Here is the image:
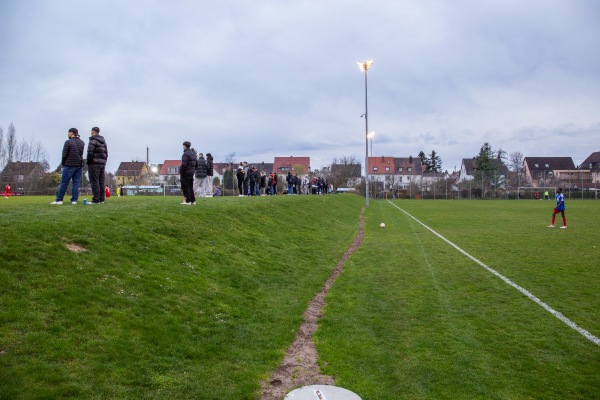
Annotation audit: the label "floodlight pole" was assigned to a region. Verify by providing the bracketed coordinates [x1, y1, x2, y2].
[358, 60, 373, 206]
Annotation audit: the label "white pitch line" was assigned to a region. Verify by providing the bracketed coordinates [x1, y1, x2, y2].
[387, 200, 600, 347]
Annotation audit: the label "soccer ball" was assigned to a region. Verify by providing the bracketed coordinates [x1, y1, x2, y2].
[379, 223, 385, 228]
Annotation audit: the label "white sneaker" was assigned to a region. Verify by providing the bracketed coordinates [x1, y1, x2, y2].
[50, 201, 63, 205]
[191, 202, 196, 205]
[71, 201, 77, 205]
[547, 225, 554, 228]
[560, 226, 567, 229]
[181, 202, 191, 205]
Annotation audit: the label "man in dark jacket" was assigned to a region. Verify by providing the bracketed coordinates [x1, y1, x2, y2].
[194, 152, 208, 197]
[87, 127, 108, 204]
[51, 128, 85, 205]
[206, 153, 214, 197]
[180, 141, 197, 205]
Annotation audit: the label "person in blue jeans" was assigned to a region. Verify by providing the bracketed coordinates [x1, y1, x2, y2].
[51, 128, 85, 205]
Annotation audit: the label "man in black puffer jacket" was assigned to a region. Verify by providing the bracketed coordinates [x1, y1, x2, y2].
[180, 141, 197, 205]
[87, 127, 108, 204]
[51, 128, 85, 205]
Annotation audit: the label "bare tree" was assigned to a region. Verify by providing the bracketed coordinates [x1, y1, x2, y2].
[0, 124, 49, 171]
[7, 123, 16, 163]
[329, 155, 360, 189]
[508, 151, 524, 187]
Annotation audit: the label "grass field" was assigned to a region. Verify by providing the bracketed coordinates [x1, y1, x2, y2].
[1, 195, 599, 399]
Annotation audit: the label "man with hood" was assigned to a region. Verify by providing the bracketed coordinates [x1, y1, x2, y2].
[180, 141, 197, 205]
[206, 153, 214, 197]
[194, 152, 208, 197]
[87, 126, 108, 204]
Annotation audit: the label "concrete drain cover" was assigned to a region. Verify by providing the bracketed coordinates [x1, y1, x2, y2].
[284, 385, 362, 400]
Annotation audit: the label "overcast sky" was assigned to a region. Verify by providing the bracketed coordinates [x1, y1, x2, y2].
[1, 0, 599, 174]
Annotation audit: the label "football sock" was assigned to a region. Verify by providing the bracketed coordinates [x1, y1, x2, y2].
[563, 217, 566, 226]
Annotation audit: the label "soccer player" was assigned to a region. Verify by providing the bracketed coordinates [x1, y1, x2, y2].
[547, 187, 567, 229]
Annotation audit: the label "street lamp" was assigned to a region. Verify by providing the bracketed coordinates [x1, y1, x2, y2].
[358, 60, 373, 205]
[367, 131, 375, 157]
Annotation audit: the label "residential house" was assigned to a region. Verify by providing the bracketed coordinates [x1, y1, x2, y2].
[393, 157, 424, 189]
[581, 151, 600, 184]
[158, 160, 181, 186]
[523, 157, 575, 188]
[273, 156, 310, 178]
[459, 158, 508, 182]
[115, 162, 150, 186]
[0, 161, 48, 194]
[330, 163, 361, 188]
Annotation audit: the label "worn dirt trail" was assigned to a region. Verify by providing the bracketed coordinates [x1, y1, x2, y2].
[261, 209, 365, 400]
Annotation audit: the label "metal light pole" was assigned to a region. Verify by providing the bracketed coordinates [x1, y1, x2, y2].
[358, 60, 373, 206]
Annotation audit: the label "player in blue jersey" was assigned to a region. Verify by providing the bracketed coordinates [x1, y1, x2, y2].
[547, 187, 567, 229]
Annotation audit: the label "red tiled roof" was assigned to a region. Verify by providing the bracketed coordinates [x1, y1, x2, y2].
[159, 160, 180, 175]
[368, 156, 395, 174]
[273, 156, 310, 174]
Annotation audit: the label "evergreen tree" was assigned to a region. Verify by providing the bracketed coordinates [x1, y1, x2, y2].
[429, 150, 442, 172]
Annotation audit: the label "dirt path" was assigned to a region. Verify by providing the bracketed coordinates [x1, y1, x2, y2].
[261, 209, 365, 400]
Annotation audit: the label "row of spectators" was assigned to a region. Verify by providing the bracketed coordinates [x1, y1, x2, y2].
[235, 162, 330, 196]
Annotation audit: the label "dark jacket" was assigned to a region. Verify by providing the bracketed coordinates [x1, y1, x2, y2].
[61, 136, 85, 167]
[236, 167, 245, 182]
[180, 148, 197, 175]
[195, 156, 208, 178]
[249, 169, 260, 183]
[87, 135, 108, 165]
[206, 153, 214, 176]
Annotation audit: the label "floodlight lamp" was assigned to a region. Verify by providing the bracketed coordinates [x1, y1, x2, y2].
[357, 60, 374, 71]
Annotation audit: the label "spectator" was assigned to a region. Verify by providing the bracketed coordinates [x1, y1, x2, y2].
[86, 126, 108, 204]
[206, 153, 214, 197]
[269, 172, 277, 195]
[286, 172, 293, 194]
[236, 163, 245, 196]
[249, 166, 260, 196]
[180, 141, 197, 205]
[51, 128, 85, 205]
[194, 152, 208, 197]
[243, 161, 250, 196]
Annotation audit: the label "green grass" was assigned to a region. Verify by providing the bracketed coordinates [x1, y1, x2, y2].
[1, 196, 599, 399]
[0, 194, 363, 399]
[318, 199, 600, 399]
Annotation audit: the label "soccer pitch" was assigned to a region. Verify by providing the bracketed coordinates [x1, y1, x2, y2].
[317, 199, 600, 399]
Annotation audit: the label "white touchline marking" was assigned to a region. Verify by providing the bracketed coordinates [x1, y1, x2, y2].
[388, 200, 600, 347]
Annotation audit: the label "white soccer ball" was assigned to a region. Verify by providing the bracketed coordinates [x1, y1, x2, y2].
[380, 223, 385, 228]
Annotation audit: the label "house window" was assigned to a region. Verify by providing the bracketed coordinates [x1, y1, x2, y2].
[399, 176, 403, 182]
[408, 167, 412, 172]
[168, 167, 178, 174]
[398, 167, 403, 172]
[281, 167, 290, 172]
[385, 166, 390, 171]
[407, 176, 411, 181]
[534, 163, 539, 168]
[373, 167, 378, 171]
[545, 164, 549, 168]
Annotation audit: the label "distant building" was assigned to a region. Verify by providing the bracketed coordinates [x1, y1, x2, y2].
[581, 151, 600, 184]
[523, 157, 575, 187]
[115, 162, 150, 186]
[273, 156, 310, 177]
[0, 161, 47, 194]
